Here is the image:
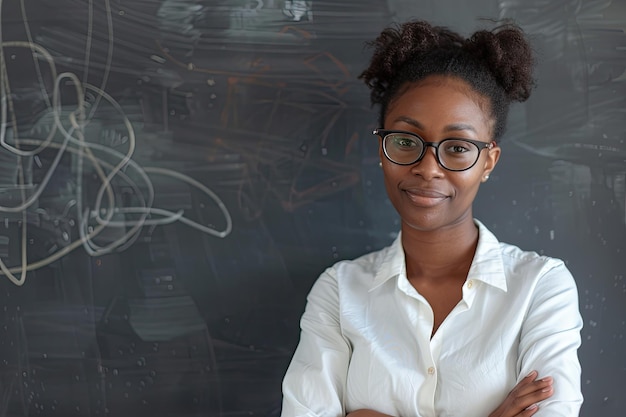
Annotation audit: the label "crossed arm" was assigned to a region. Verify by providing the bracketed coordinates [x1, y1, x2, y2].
[348, 370, 554, 417]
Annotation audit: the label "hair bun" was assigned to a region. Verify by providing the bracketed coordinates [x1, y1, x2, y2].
[360, 21, 464, 105]
[464, 25, 535, 102]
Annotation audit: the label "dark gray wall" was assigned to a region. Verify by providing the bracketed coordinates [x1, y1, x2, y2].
[0, 1, 624, 416]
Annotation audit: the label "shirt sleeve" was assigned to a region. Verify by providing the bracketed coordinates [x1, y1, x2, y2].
[517, 260, 584, 416]
[281, 268, 352, 417]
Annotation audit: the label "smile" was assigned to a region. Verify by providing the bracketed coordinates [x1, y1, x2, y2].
[404, 188, 449, 207]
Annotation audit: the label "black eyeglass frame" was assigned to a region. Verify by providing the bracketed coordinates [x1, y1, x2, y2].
[373, 128, 495, 172]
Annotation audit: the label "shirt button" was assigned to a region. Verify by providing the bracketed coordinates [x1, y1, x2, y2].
[467, 280, 474, 289]
[427, 366, 435, 375]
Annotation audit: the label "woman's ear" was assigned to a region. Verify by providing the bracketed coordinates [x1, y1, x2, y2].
[378, 135, 385, 165]
[482, 143, 501, 182]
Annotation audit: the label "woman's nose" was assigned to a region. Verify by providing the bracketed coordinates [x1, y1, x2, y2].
[410, 147, 444, 179]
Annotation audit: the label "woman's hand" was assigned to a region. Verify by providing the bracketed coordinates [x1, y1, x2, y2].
[488, 371, 554, 417]
[347, 410, 393, 417]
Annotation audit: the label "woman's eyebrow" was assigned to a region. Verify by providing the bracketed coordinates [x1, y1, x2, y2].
[444, 123, 477, 134]
[393, 117, 478, 135]
[392, 116, 424, 129]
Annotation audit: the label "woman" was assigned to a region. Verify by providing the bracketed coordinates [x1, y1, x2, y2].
[281, 20, 583, 417]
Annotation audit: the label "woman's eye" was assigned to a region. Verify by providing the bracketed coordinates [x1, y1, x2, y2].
[392, 136, 417, 148]
[444, 140, 472, 153]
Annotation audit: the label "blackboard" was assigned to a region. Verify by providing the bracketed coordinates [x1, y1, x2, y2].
[0, 1, 624, 416]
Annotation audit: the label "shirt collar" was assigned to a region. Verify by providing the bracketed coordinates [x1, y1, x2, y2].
[369, 232, 405, 292]
[368, 219, 508, 293]
[469, 220, 507, 292]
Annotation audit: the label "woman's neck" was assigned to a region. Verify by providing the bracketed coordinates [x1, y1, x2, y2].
[401, 219, 479, 282]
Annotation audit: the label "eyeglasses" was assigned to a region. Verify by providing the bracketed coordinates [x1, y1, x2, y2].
[373, 129, 495, 172]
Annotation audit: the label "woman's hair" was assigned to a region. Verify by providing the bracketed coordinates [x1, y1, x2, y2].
[359, 20, 535, 140]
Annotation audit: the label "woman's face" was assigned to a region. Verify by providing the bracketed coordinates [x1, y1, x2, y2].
[380, 75, 501, 233]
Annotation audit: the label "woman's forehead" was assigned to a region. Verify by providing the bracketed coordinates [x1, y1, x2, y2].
[385, 76, 495, 133]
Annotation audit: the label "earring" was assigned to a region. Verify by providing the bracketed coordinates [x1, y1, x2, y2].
[483, 174, 490, 181]
[379, 162, 382, 168]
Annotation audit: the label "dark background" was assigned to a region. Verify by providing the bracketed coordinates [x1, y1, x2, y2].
[0, 0, 624, 416]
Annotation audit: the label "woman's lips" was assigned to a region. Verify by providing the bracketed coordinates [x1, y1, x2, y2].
[404, 188, 449, 207]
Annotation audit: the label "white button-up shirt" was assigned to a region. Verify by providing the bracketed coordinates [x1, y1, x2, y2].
[282, 220, 583, 417]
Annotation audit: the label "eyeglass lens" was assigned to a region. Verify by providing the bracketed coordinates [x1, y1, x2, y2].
[383, 133, 480, 171]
